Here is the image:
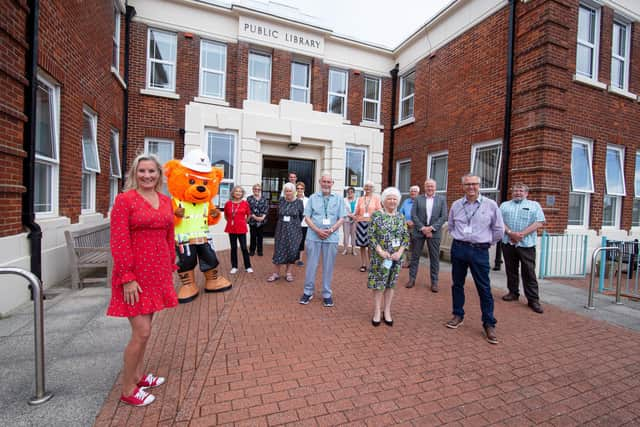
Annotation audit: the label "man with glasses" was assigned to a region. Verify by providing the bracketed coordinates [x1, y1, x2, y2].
[446, 174, 504, 344]
[500, 183, 545, 313]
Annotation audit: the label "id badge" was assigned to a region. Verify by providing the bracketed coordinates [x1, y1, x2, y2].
[463, 225, 472, 234]
[322, 218, 330, 225]
[382, 259, 393, 269]
[392, 239, 400, 248]
[283, 216, 291, 222]
[363, 212, 370, 218]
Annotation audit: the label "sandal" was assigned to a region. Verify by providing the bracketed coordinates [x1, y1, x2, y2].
[266, 273, 280, 282]
[359, 266, 367, 272]
[285, 273, 294, 282]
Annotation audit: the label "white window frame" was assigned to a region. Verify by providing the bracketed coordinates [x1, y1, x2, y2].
[112, 5, 120, 71]
[290, 60, 310, 103]
[328, 68, 348, 119]
[81, 108, 99, 214]
[144, 138, 174, 195]
[109, 129, 121, 208]
[399, 70, 415, 122]
[470, 140, 502, 200]
[427, 151, 449, 195]
[146, 28, 177, 91]
[568, 192, 591, 228]
[569, 136, 595, 228]
[395, 159, 411, 198]
[345, 145, 367, 192]
[206, 130, 237, 207]
[576, 2, 601, 81]
[362, 76, 381, 124]
[199, 39, 227, 100]
[634, 151, 640, 227]
[611, 18, 631, 91]
[603, 145, 626, 229]
[248, 51, 272, 103]
[34, 74, 60, 217]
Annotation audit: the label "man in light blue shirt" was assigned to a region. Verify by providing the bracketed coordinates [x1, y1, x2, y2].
[399, 185, 419, 268]
[500, 183, 545, 314]
[299, 174, 346, 307]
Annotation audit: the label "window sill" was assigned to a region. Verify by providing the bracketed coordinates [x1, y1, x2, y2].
[393, 117, 415, 129]
[194, 96, 230, 106]
[342, 119, 351, 125]
[111, 67, 126, 90]
[572, 74, 607, 90]
[140, 88, 180, 100]
[359, 121, 384, 130]
[607, 85, 637, 101]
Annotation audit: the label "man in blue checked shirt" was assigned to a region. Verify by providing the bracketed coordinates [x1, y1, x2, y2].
[499, 183, 546, 314]
[399, 185, 419, 268]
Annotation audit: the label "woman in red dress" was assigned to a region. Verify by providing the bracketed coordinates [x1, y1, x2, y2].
[108, 154, 178, 407]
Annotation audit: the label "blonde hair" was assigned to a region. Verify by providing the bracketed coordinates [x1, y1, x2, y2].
[231, 185, 245, 199]
[252, 183, 262, 190]
[124, 153, 163, 192]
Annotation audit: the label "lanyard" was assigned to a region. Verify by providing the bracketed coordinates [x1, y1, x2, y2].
[231, 201, 240, 226]
[462, 198, 482, 223]
[323, 196, 330, 218]
[364, 196, 372, 213]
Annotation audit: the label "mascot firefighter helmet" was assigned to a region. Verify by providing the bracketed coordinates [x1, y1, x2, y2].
[180, 149, 212, 173]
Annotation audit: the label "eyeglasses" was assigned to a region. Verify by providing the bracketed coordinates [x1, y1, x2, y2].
[463, 183, 480, 186]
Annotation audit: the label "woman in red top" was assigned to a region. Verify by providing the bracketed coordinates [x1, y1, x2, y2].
[108, 154, 178, 407]
[224, 185, 253, 274]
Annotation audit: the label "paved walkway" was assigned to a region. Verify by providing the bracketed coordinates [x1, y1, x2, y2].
[3, 246, 640, 426]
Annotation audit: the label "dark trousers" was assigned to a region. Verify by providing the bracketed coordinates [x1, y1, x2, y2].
[249, 225, 264, 255]
[450, 240, 496, 327]
[502, 244, 540, 302]
[176, 243, 219, 273]
[408, 234, 440, 285]
[229, 233, 251, 269]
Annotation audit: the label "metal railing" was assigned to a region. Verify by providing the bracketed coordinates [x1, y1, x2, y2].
[538, 232, 589, 279]
[586, 247, 623, 310]
[0, 267, 53, 405]
[600, 238, 640, 298]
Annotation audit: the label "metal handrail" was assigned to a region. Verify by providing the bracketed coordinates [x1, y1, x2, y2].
[586, 247, 623, 310]
[0, 267, 53, 405]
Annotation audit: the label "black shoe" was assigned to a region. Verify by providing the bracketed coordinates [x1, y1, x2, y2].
[383, 314, 393, 326]
[528, 301, 544, 314]
[249, 251, 255, 256]
[371, 318, 381, 327]
[502, 293, 519, 302]
[257, 252, 263, 256]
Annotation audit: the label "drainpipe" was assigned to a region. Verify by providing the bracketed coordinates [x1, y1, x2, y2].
[494, 0, 518, 270]
[387, 64, 399, 187]
[121, 5, 136, 179]
[22, 0, 42, 288]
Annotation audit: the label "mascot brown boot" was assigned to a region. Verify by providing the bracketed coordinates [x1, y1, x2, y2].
[178, 270, 199, 303]
[204, 269, 232, 293]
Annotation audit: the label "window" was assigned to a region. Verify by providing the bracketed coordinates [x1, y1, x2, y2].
[471, 142, 502, 201]
[428, 151, 448, 194]
[576, 3, 600, 80]
[248, 52, 271, 102]
[109, 130, 121, 207]
[611, 19, 631, 91]
[81, 109, 100, 213]
[112, 5, 120, 70]
[34, 76, 60, 215]
[345, 146, 366, 190]
[328, 69, 348, 118]
[362, 76, 381, 124]
[569, 137, 594, 227]
[634, 152, 640, 226]
[147, 28, 177, 91]
[603, 145, 626, 227]
[396, 159, 411, 200]
[145, 138, 174, 195]
[200, 40, 226, 99]
[399, 70, 415, 122]
[290, 61, 310, 103]
[207, 130, 235, 181]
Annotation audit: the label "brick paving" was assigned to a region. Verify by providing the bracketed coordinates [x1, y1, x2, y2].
[95, 246, 640, 426]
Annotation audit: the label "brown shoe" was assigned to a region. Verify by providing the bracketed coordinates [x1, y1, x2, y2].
[528, 301, 544, 314]
[502, 293, 519, 301]
[430, 283, 439, 293]
[405, 279, 415, 288]
[177, 270, 199, 303]
[484, 325, 498, 344]
[445, 316, 464, 329]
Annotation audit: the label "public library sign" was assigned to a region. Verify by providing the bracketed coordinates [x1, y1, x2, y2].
[238, 16, 324, 56]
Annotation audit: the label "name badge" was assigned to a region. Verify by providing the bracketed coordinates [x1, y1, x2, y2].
[382, 259, 393, 269]
[363, 212, 370, 218]
[283, 216, 290, 222]
[392, 239, 400, 248]
[322, 218, 330, 225]
[463, 225, 472, 235]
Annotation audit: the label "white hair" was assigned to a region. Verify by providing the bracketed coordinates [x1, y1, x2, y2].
[409, 185, 420, 192]
[283, 182, 296, 193]
[381, 186, 401, 206]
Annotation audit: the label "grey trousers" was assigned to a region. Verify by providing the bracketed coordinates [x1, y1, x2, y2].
[408, 234, 441, 285]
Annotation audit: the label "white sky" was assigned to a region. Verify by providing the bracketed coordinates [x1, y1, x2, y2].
[229, 0, 454, 49]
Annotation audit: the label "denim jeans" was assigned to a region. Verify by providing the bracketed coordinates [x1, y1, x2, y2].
[450, 240, 496, 327]
[303, 240, 338, 298]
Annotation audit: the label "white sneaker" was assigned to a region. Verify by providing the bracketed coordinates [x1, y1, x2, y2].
[229, 268, 238, 274]
[342, 250, 348, 255]
[246, 268, 254, 273]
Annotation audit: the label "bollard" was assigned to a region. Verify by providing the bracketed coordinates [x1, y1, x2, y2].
[586, 247, 620, 310]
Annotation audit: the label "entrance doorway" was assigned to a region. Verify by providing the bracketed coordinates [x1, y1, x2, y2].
[261, 157, 315, 237]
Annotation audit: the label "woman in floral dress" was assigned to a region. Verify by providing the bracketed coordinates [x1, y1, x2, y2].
[267, 183, 304, 282]
[368, 187, 409, 327]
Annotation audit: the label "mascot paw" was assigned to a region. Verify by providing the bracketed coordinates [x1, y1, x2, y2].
[175, 207, 185, 218]
[210, 208, 220, 218]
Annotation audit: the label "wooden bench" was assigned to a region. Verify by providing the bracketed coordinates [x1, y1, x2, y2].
[64, 222, 112, 289]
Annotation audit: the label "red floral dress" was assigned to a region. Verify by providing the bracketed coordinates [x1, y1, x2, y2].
[107, 190, 178, 317]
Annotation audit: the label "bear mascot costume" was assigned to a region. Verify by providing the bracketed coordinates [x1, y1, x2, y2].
[164, 149, 232, 303]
